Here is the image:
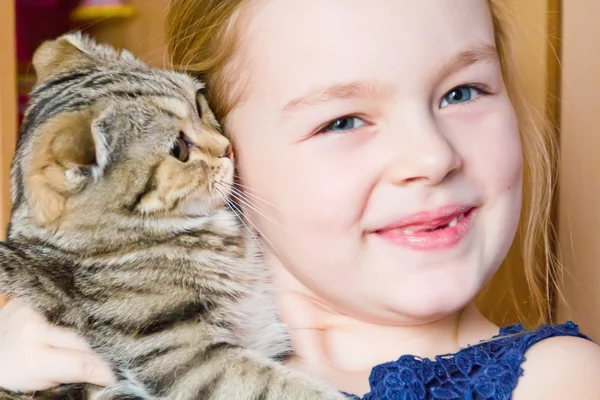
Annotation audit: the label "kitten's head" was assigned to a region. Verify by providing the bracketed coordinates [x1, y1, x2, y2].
[13, 32, 233, 229]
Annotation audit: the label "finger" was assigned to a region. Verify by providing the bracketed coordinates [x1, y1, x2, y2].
[42, 324, 93, 352]
[0, 297, 30, 317]
[39, 348, 115, 387]
[2, 300, 92, 351]
[1, 298, 46, 323]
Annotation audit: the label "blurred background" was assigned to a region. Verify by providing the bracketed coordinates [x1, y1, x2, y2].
[0, 0, 598, 341]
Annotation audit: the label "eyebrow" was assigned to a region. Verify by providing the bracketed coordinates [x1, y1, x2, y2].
[281, 81, 393, 116]
[280, 44, 499, 116]
[434, 44, 499, 85]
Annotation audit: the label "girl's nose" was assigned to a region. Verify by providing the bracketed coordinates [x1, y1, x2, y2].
[382, 120, 461, 187]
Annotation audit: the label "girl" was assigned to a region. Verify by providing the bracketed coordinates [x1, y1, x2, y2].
[1, 0, 599, 398]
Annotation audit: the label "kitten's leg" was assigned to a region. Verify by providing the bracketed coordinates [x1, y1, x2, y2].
[121, 342, 348, 400]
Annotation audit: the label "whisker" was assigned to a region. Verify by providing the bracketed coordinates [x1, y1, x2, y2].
[229, 185, 280, 211]
[216, 188, 265, 254]
[227, 190, 286, 232]
[215, 181, 281, 217]
[236, 210, 278, 254]
[219, 190, 279, 255]
[231, 177, 269, 196]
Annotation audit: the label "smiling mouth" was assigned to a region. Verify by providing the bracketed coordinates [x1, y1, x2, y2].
[375, 207, 477, 251]
[410, 208, 473, 234]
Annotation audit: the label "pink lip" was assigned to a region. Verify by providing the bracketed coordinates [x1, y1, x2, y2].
[374, 205, 477, 251]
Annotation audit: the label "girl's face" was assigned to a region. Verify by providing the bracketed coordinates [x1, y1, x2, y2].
[228, 0, 522, 324]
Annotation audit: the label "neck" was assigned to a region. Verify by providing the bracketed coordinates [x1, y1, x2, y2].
[272, 263, 499, 395]
[320, 306, 471, 370]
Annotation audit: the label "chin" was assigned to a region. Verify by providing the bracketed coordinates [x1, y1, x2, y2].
[380, 300, 467, 325]
[363, 249, 493, 320]
[372, 277, 481, 324]
[402, 298, 468, 322]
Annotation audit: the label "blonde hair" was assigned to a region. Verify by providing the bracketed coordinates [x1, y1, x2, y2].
[166, 0, 560, 328]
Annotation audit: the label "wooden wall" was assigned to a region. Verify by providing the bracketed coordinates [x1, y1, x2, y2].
[557, 0, 600, 341]
[88, 0, 169, 66]
[0, 0, 17, 240]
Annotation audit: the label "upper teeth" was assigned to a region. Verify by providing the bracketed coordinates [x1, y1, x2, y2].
[399, 212, 465, 234]
[449, 212, 467, 227]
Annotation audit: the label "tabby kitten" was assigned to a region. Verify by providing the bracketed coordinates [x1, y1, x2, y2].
[0, 33, 346, 400]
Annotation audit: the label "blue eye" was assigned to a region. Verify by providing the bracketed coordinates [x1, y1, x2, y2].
[440, 86, 481, 108]
[322, 116, 365, 133]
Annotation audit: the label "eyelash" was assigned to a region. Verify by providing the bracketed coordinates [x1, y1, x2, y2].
[317, 115, 366, 135]
[440, 83, 492, 108]
[314, 83, 492, 136]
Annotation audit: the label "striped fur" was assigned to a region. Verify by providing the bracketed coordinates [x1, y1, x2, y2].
[0, 33, 345, 400]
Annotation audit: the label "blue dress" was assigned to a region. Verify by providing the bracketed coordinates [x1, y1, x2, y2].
[344, 321, 591, 400]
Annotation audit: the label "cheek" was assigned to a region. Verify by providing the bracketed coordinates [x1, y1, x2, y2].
[454, 102, 523, 262]
[235, 141, 373, 269]
[293, 166, 364, 226]
[453, 103, 523, 193]
[238, 134, 355, 219]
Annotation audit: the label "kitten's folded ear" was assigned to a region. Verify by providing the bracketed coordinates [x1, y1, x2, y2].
[56, 105, 116, 181]
[33, 32, 135, 83]
[32, 34, 95, 82]
[24, 106, 116, 226]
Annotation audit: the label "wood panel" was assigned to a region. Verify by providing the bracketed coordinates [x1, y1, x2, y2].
[87, 0, 169, 66]
[509, 0, 557, 113]
[557, 0, 600, 342]
[0, 0, 17, 239]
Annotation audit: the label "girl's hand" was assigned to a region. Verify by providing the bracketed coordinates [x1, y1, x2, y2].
[0, 297, 115, 393]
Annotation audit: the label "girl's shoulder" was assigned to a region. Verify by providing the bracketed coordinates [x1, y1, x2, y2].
[349, 322, 600, 400]
[511, 322, 600, 400]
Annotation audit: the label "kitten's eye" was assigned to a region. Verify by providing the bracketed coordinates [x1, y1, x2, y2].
[440, 86, 481, 108]
[170, 135, 190, 162]
[319, 116, 365, 134]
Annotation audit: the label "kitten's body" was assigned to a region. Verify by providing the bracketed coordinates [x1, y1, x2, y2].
[0, 33, 345, 400]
